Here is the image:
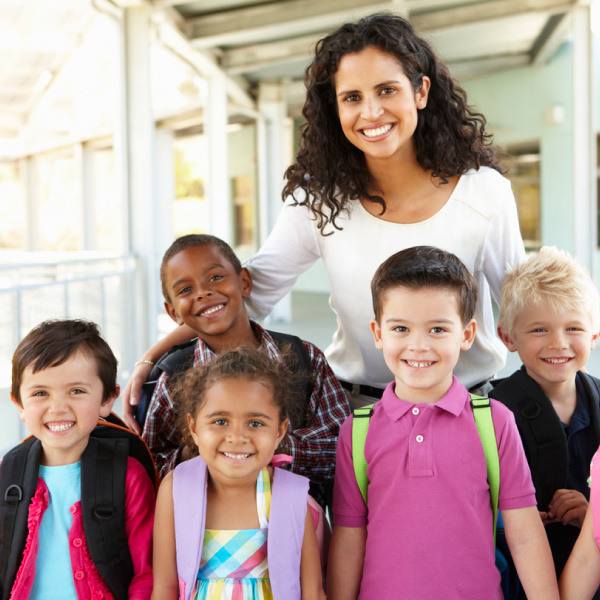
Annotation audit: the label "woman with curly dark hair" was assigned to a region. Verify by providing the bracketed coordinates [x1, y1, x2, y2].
[123, 13, 525, 422]
[244, 13, 525, 408]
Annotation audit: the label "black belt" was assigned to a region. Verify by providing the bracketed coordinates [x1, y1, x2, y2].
[339, 380, 385, 399]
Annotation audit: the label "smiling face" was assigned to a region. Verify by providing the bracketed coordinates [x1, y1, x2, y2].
[164, 244, 253, 350]
[334, 46, 429, 167]
[370, 286, 476, 403]
[13, 350, 117, 466]
[187, 377, 288, 486]
[499, 299, 599, 397]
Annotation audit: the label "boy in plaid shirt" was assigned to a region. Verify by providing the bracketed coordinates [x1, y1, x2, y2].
[141, 234, 349, 497]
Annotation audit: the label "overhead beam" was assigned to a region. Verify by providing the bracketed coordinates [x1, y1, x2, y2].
[531, 12, 570, 64]
[151, 7, 255, 109]
[188, 0, 404, 48]
[410, 0, 574, 31]
[222, 33, 322, 74]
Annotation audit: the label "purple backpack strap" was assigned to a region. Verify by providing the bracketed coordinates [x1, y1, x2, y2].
[268, 467, 309, 600]
[173, 456, 208, 600]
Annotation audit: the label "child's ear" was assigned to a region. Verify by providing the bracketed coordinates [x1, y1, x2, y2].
[497, 326, 517, 352]
[275, 418, 289, 449]
[461, 319, 477, 351]
[187, 413, 200, 447]
[370, 319, 383, 350]
[165, 301, 184, 326]
[10, 393, 25, 421]
[591, 331, 600, 349]
[239, 268, 253, 298]
[99, 385, 120, 418]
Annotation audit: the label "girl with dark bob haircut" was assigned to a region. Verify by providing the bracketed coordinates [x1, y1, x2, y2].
[123, 13, 525, 421]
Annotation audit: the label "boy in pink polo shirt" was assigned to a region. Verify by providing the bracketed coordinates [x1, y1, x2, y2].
[327, 246, 558, 600]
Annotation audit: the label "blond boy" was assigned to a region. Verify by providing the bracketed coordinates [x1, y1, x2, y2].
[490, 246, 600, 590]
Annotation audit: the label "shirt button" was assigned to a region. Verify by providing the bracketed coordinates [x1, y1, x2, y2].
[416, 435, 424, 443]
[412, 407, 419, 415]
[73, 538, 83, 547]
[69, 506, 76, 515]
[74, 571, 84, 580]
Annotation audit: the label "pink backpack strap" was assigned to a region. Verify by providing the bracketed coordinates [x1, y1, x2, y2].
[592, 450, 600, 548]
[308, 495, 330, 575]
[268, 467, 309, 600]
[173, 456, 208, 600]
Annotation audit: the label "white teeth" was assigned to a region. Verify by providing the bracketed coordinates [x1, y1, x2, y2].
[406, 361, 434, 368]
[201, 304, 224, 316]
[363, 124, 392, 138]
[46, 422, 74, 432]
[543, 358, 571, 364]
[223, 452, 250, 459]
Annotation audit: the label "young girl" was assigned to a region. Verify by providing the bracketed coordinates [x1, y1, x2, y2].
[151, 346, 325, 600]
[560, 449, 600, 599]
[1, 320, 155, 600]
[123, 13, 524, 426]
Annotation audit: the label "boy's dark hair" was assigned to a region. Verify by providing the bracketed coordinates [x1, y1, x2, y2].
[160, 234, 242, 302]
[371, 246, 478, 324]
[284, 13, 501, 233]
[11, 319, 118, 405]
[174, 346, 303, 457]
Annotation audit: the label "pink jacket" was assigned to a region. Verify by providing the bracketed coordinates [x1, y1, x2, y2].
[8, 457, 155, 600]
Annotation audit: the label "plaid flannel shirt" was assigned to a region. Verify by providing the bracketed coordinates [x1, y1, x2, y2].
[142, 321, 350, 480]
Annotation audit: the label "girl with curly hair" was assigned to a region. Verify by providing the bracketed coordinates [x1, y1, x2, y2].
[123, 13, 524, 422]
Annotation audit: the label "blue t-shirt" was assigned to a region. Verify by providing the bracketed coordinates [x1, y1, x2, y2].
[30, 462, 81, 600]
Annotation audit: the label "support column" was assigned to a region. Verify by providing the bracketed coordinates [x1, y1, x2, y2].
[572, 5, 596, 271]
[115, 6, 159, 356]
[205, 71, 232, 243]
[20, 157, 40, 251]
[155, 127, 175, 258]
[74, 143, 95, 251]
[257, 81, 293, 321]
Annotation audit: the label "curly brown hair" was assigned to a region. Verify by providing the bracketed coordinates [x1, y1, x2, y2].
[283, 13, 502, 232]
[173, 346, 304, 458]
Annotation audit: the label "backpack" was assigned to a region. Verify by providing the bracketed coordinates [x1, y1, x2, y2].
[352, 395, 519, 600]
[134, 331, 313, 429]
[0, 413, 158, 600]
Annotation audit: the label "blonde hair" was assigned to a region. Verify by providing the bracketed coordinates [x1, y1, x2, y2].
[498, 246, 600, 335]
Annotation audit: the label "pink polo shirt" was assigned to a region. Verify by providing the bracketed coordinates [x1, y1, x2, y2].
[333, 376, 536, 600]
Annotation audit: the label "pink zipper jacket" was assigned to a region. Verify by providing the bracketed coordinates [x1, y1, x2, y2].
[7, 457, 154, 600]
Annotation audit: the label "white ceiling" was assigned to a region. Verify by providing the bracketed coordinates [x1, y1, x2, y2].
[0, 0, 583, 156]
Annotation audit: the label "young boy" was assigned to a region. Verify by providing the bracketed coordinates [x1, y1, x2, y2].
[3, 320, 155, 599]
[141, 234, 349, 490]
[490, 246, 600, 593]
[327, 246, 558, 600]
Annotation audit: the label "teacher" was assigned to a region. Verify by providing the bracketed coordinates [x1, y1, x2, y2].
[123, 13, 524, 423]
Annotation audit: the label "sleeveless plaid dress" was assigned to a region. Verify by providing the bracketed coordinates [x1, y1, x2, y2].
[192, 468, 273, 600]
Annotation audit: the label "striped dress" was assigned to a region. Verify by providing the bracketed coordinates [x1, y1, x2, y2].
[192, 468, 273, 600]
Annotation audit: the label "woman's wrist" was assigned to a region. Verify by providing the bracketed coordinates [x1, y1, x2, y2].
[134, 359, 155, 369]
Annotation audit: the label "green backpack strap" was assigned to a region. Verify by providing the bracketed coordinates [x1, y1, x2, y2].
[351, 395, 500, 536]
[470, 394, 500, 542]
[352, 404, 375, 505]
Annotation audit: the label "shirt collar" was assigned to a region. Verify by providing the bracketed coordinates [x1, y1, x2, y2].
[193, 320, 278, 365]
[380, 376, 470, 421]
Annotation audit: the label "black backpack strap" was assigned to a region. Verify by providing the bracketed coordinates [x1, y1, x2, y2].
[490, 369, 567, 510]
[134, 338, 198, 427]
[267, 330, 313, 428]
[0, 438, 42, 600]
[578, 372, 600, 441]
[80, 436, 132, 600]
